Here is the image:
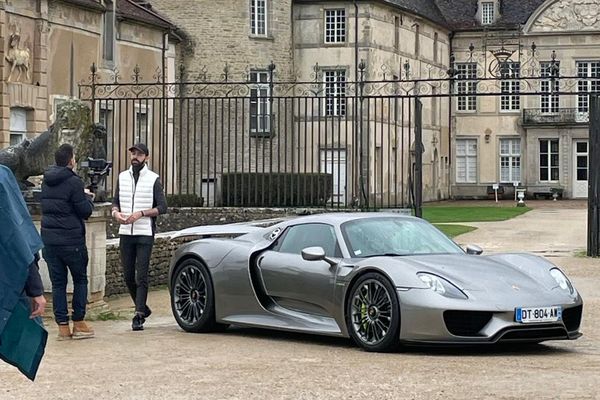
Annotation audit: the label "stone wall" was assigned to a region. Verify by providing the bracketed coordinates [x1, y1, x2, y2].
[105, 207, 340, 296]
[105, 235, 191, 297]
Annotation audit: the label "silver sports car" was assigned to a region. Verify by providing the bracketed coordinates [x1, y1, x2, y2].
[168, 213, 583, 352]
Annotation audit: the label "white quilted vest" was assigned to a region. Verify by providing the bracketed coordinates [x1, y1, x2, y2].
[118, 165, 158, 236]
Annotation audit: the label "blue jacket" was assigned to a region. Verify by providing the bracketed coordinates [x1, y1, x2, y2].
[0, 165, 43, 336]
[40, 166, 93, 246]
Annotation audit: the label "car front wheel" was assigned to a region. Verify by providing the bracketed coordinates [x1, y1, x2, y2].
[346, 272, 401, 352]
[171, 259, 223, 332]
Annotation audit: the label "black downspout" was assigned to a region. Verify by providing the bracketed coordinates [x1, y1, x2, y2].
[447, 32, 454, 200]
[448, 32, 454, 168]
[354, 1, 358, 83]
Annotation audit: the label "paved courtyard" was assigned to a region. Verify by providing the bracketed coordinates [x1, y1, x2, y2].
[2, 202, 599, 400]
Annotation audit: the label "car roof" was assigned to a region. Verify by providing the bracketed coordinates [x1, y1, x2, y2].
[284, 212, 420, 226]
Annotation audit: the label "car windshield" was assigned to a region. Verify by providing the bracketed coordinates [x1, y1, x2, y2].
[341, 217, 463, 257]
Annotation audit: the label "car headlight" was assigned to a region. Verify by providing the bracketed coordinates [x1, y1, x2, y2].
[417, 273, 468, 299]
[550, 268, 574, 294]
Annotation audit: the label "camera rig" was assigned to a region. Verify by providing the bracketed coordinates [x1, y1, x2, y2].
[80, 157, 112, 198]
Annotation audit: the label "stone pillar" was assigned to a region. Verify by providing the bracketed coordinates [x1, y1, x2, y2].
[29, 202, 112, 316]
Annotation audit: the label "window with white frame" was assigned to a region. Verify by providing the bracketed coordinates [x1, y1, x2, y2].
[249, 71, 271, 135]
[499, 138, 521, 183]
[103, 0, 115, 62]
[325, 9, 346, 44]
[9, 108, 27, 146]
[481, 2, 495, 25]
[540, 61, 559, 113]
[456, 63, 477, 111]
[250, 0, 267, 36]
[539, 139, 559, 181]
[134, 104, 151, 144]
[456, 139, 477, 183]
[324, 70, 347, 116]
[577, 61, 600, 115]
[500, 62, 520, 111]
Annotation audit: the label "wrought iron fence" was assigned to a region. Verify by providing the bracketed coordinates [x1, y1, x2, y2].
[78, 64, 425, 210]
[78, 56, 599, 211]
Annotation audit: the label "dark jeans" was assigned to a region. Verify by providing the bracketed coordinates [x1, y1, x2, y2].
[42, 244, 89, 324]
[119, 235, 154, 314]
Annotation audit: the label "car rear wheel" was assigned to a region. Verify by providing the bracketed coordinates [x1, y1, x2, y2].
[346, 272, 401, 352]
[171, 259, 225, 332]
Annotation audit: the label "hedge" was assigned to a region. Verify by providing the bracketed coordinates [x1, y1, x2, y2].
[221, 172, 333, 207]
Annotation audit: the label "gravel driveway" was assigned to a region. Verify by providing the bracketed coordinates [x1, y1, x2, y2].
[2, 206, 599, 400]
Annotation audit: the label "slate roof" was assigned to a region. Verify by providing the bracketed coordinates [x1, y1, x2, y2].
[57, 0, 175, 30]
[436, 0, 547, 31]
[296, 0, 548, 31]
[117, 0, 175, 30]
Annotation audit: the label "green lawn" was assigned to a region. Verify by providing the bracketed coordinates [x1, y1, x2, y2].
[434, 224, 477, 238]
[423, 206, 531, 223]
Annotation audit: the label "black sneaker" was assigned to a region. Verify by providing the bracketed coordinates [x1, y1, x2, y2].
[132, 314, 144, 331]
[143, 306, 152, 319]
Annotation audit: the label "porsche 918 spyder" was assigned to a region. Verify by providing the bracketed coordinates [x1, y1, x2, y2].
[168, 213, 583, 352]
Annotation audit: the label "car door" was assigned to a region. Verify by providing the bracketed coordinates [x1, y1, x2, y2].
[257, 223, 340, 317]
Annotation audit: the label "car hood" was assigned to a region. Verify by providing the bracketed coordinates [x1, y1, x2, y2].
[364, 253, 562, 295]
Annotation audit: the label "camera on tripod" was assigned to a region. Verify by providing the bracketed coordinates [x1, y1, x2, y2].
[80, 157, 112, 199]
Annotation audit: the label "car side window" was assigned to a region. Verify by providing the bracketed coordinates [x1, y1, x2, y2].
[276, 223, 339, 257]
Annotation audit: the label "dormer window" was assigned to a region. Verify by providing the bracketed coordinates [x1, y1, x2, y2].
[481, 2, 495, 25]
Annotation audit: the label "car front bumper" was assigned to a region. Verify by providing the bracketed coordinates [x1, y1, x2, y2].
[397, 288, 583, 344]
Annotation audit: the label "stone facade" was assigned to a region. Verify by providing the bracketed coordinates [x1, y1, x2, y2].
[149, 0, 452, 204]
[0, 0, 177, 149]
[150, 0, 294, 81]
[293, 2, 451, 203]
[451, 0, 600, 199]
[147, 0, 599, 202]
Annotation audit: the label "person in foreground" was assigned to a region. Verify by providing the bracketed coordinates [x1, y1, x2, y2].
[40, 144, 95, 340]
[0, 164, 47, 380]
[111, 143, 167, 331]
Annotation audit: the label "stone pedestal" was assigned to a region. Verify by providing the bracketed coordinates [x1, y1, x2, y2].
[29, 202, 112, 317]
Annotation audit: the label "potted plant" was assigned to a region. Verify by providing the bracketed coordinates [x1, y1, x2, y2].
[550, 187, 564, 201]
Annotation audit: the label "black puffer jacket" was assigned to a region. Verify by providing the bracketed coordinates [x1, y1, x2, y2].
[40, 166, 93, 246]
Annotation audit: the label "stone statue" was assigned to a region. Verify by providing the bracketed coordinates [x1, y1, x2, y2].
[0, 128, 57, 189]
[90, 123, 107, 161]
[0, 100, 103, 194]
[5, 24, 31, 83]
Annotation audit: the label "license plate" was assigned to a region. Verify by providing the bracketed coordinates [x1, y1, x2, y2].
[515, 306, 562, 323]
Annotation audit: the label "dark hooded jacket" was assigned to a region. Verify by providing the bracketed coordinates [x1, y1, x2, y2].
[0, 165, 44, 335]
[40, 166, 93, 246]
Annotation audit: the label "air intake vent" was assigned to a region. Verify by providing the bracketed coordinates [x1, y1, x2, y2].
[562, 305, 583, 332]
[499, 326, 567, 341]
[443, 310, 493, 336]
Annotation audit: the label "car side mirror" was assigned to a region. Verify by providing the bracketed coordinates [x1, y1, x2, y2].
[465, 244, 483, 255]
[302, 246, 326, 261]
[301, 246, 338, 266]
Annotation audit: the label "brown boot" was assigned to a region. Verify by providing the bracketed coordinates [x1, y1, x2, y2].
[57, 323, 72, 341]
[72, 320, 95, 339]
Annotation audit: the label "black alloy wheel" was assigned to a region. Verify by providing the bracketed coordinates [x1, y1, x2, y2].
[346, 272, 401, 352]
[171, 259, 221, 332]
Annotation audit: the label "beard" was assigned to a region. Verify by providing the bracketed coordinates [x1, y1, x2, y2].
[131, 159, 144, 173]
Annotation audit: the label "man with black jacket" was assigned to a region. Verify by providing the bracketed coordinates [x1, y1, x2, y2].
[40, 144, 95, 340]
